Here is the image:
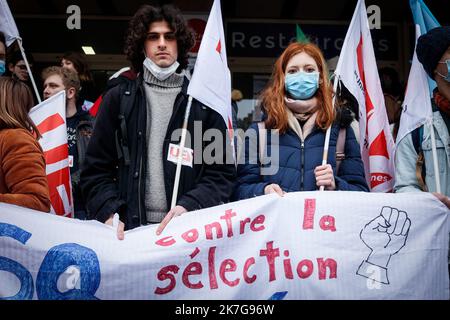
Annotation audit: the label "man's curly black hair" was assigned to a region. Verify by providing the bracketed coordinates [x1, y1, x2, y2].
[124, 4, 195, 73]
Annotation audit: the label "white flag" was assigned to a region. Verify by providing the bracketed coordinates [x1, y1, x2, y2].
[187, 0, 233, 131]
[0, 0, 21, 46]
[29, 91, 73, 218]
[335, 0, 395, 192]
[396, 25, 433, 145]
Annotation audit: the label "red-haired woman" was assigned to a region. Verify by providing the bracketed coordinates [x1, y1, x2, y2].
[0, 77, 50, 212]
[234, 42, 368, 200]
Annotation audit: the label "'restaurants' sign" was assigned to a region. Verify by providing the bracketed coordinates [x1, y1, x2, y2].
[226, 21, 399, 60]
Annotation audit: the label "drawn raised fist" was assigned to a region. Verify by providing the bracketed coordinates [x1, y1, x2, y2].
[357, 207, 411, 284]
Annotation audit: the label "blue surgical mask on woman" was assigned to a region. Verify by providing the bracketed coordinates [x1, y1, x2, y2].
[0, 60, 5, 76]
[285, 71, 320, 100]
[437, 59, 450, 82]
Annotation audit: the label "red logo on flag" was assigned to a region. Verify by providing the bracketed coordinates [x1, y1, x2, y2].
[216, 40, 221, 54]
[369, 130, 390, 159]
[370, 172, 393, 189]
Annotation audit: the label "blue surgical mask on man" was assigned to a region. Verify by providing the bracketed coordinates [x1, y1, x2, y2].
[0, 60, 5, 76]
[285, 71, 320, 100]
[437, 59, 450, 82]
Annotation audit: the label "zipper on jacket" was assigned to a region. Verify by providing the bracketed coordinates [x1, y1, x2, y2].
[300, 140, 305, 191]
[298, 128, 321, 191]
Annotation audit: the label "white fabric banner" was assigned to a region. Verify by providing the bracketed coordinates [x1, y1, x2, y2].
[0, 191, 448, 300]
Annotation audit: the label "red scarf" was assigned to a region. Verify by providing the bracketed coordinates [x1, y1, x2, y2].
[434, 91, 450, 117]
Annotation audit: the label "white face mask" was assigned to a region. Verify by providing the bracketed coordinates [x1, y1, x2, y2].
[143, 57, 180, 81]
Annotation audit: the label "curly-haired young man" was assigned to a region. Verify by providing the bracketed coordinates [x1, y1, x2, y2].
[81, 5, 236, 239]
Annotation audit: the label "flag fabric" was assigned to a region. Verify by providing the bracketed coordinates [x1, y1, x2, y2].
[410, 0, 440, 39]
[334, 0, 395, 192]
[81, 99, 95, 114]
[89, 96, 102, 117]
[409, 0, 440, 95]
[187, 0, 232, 132]
[29, 91, 73, 218]
[296, 24, 309, 43]
[0, 0, 42, 104]
[0, 0, 21, 46]
[396, 25, 433, 145]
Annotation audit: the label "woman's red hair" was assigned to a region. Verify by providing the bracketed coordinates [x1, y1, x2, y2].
[260, 42, 334, 133]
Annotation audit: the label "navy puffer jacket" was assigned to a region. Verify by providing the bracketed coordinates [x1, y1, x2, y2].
[233, 115, 369, 200]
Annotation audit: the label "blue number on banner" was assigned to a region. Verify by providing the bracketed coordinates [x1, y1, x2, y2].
[0, 223, 34, 300]
[36, 243, 101, 300]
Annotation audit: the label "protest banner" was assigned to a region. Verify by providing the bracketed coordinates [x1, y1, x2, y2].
[0, 191, 448, 300]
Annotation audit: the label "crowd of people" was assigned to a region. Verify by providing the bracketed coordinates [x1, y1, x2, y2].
[0, 4, 449, 244]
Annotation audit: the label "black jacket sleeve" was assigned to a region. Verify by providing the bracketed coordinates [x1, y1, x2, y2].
[176, 105, 236, 211]
[80, 86, 125, 223]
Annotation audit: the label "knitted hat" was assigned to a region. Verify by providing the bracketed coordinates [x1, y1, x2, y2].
[416, 26, 450, 79]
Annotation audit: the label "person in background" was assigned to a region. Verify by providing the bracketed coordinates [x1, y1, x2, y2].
[0, 77, 50, 212]
[7, 50, 32, 82]
[379, 67, 404, 141]
[42, 66, 94, 219]
[88, 67, 138, 117]
[231, 88, 243, 131]
[394, 26, 450, 275]
[6, 50, 38, 104]
[395, 26, 450, 207]
[233, 42, 368, 201]
[61, 51, 98, 108]
[334, 81, 361, 145]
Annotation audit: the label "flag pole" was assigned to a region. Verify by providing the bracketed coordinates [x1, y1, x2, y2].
[428, 119, 441, 193]
[17, 39, 41, 103]
[319, 75, 340, 191]
[171, 95, 193, 209]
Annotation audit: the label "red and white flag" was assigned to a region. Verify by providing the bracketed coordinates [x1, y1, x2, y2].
[29, 91, 73, 217]
[187, 0, 233, 133]
[335, 0, 395, 192]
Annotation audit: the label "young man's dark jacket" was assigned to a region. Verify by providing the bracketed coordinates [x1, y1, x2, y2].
[67, 108, 94, 216]
[80, 74, 236, 230]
